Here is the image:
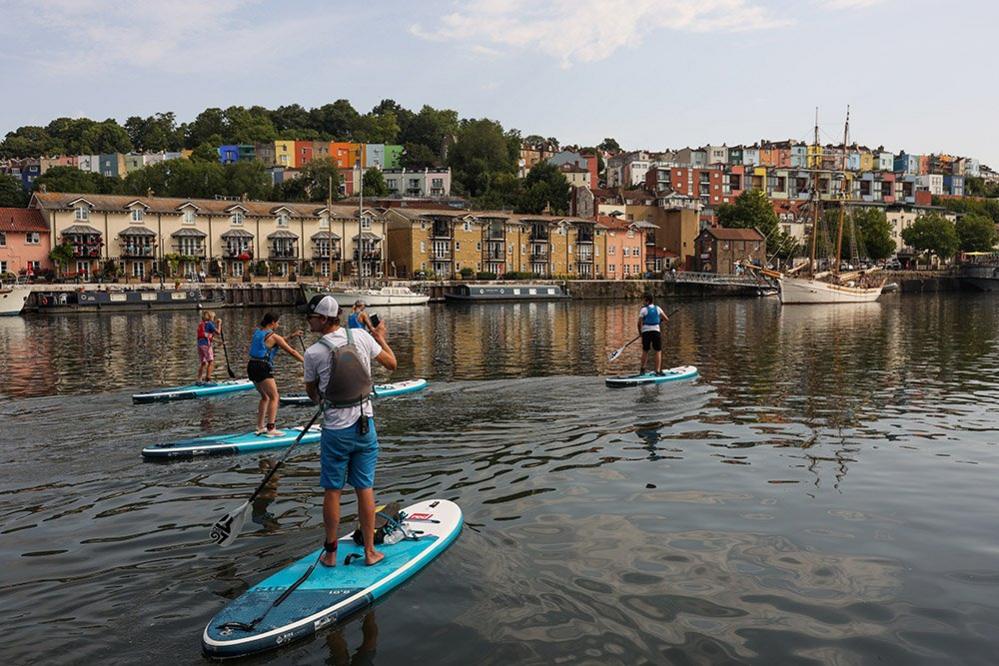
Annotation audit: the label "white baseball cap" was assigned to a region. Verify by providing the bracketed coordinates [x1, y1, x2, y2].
[306, 294, 339, 318]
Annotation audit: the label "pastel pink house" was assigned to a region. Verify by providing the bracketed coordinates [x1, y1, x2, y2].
[0, 208, 53, 277]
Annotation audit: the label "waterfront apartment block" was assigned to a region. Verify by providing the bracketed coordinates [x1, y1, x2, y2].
[30, 191, 389, 281]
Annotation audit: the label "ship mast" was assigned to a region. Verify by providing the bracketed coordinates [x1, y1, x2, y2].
[833, 105, 850, 276]
[808, 107, 820, 275]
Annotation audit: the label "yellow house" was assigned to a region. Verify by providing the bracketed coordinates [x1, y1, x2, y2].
[274, 140, 296, 168]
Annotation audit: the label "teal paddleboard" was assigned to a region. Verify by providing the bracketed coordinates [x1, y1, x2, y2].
[605, 365, 699, 387]
[202, 499, 462, 658]
[280, 378, 428, 407]
[142, 425, 321, 460]
[132, 379, 255, 404]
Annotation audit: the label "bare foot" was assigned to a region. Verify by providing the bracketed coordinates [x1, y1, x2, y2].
[263, 429, 286, 437]
[320, 551, 337, 567]
[365, 550, 385, 566]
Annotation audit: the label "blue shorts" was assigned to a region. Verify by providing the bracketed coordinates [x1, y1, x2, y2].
[320, 418, 378, 490]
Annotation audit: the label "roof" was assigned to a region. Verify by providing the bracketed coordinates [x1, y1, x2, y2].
[30, 191, 384, 221]
[220, 229, 254, 239]
[353, 232, 382, 240]
[310, 231, 341, 240]
[267, 230, 298, 240]
[595, 214, 658, 232]
[118, 226, 156, 237]
[703, 227, 765, 241]
[62, 224, 101, 235]
[171, 228, 207, 238]
[0, 208, 47, 234]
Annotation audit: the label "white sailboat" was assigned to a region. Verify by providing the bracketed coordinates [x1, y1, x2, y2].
[0, 280, 31, 316]
[776, 107, 884, 305]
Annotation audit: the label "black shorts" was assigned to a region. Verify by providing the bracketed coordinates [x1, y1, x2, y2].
[247, 359, 274, 383]
[641, 330, 662, 351]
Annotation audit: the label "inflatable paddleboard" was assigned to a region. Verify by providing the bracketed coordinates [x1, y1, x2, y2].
[280, 378, 428, 407]
[605, 365, 698, 387]
[132, 379, 255, 404]
[202, 498, 462, 659]
[142, 425, 321, 460]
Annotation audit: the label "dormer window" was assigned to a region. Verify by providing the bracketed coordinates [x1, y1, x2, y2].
[463, 220, 471, 233]
[361, 215, 371, 230]
[276, 213, 289, 227]
[131, 209, 143, 222]
[183, 209, 196, 224]
[231, 212, 244, 225]
[319, 214, 329, 229]
[75, 206, 89, 221]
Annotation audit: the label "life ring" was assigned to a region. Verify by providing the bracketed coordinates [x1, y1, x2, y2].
[40, 296, 49, 306]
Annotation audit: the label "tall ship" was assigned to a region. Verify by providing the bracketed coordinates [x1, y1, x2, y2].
[765, 108, 885, 305]
[0, 279, 31, 316]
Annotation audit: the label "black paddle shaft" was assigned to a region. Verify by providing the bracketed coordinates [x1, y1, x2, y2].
[217, 330, 236, 379]
[246, 404, 323, 506]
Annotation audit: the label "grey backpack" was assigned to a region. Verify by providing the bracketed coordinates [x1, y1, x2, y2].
[319, 326, 373, 408]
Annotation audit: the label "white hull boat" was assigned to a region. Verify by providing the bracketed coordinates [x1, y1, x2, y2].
[330, 286, 430, 307]
[778, 276, 884, 304]
[0, 284, 31, 316]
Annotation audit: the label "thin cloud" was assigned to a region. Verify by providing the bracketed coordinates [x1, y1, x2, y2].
[822, 0, 887, 8]
[1, 0, 324, 75]
[411, 0, 791, 67]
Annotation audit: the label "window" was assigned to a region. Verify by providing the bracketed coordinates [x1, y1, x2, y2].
[276, 213, 289, 227]
[569, 244, 573, 254]
[29, 260, 40, 271]
[75, 206, 89, 221]
[231, 212, 244, 225]
[420, 241, 426, 253]
[319, 214, 329, 229]
[361, 215, 372, 230]
[132, 261, 145, 279]
[463, 221, 471, 232]
[183, 209, 197, 224]
[0, 232, 5, 246]
[455, 241, 461, 251]
[0, 260, 5, 274]
[476, 241, 481, 251]
[26, 232, 40, 245]
[508, 243, 513, 254]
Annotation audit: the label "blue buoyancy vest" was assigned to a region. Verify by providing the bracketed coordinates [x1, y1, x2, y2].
[643, 305, 661, 326]
[249, 328, 277, 365]
[347, 312, 364, 329]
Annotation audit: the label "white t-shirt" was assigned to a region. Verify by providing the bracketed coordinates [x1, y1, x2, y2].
[303, 327, 383, 430]
[639, 305, 667, 333]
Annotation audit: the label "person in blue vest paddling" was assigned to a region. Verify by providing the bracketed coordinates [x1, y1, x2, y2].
[638, 293, 669, 376]
[247, 312, 304, 437]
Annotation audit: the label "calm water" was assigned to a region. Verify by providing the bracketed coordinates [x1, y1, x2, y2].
[2, 294, 999, 664]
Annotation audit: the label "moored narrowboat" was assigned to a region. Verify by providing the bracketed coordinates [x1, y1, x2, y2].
[444, 283, 569, 302]
[33, 288, 222, 314]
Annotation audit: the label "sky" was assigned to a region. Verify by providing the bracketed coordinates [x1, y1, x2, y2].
[2, 0, 996, 165]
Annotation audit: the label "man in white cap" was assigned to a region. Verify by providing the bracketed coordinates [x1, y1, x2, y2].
[303, 294, 397, 567]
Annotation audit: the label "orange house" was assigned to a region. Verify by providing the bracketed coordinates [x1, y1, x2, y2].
[330, 143, 366, 169]
[597, 215, 646, 279]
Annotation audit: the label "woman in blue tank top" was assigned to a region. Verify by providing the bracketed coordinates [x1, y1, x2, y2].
[247, 312, 304, 437]
[348, 299, 373, 332]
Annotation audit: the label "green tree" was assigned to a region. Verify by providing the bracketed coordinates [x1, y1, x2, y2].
[34, 166, 121, 194]
[46, 117, 98, 154]
[353, 112, 400, 144]
[362, 169, 389, 197]
[902, 213, 959, 260]
[955, 212, 998, 252]
[124, 113, 182, 152]
[852, 208, 895, 261]
[0, 174, 28, 206]
[309, 100, 360, 140]
[223, 105, 277, 143]
[191, 139, 222, 163]
[517, 162, 570, 214]
[448, 118, 516, 197]
[185, 108, 226, 147]
[49, 241, 75, 277]
[224, 161, 272, 200]
[400, 142, 438, 169]
[598, 137, 621, 153]
[718, 189, 779, 237]
[270, 104, 312, 133]
[0, 126, 57, 158]
[476, 172, 522, 211]
[276, 158, 342, 202]
[399, 105, 459, 161]
[80, 120, 133, 154]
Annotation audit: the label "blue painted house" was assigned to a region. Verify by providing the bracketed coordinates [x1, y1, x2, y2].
[219, 145, 240, 164]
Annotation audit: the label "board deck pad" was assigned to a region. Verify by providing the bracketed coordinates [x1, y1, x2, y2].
[142, 426, 321, 460]
[132, 379, 255, 404]
[202, 499, 461, 659]
[280, 378, 428, 406]
[605, 365, 699, 387]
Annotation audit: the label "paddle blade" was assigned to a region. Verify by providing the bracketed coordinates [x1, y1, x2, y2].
[608, 347, 624, 362]
[210, 501, 250, 547]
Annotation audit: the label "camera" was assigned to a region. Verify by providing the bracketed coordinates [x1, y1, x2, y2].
[369, 313, 381, 329]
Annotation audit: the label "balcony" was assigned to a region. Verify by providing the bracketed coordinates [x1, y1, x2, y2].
[311, 249, 342, 260]
[175, 247, 206, 258]
[528, 233, 549, 242]
[269, 247, 298, 259]
[223, 246, 253, 259]
[72, 246, 102, 258]
[483, 250, 505, 261]
[120, 245, 155, 258]
[429, 249, 451, 260]
[354, 251, 382, 261]
[430, 224, 452, 240]
[486, 230, 505, 241]
[530, 252, 548, 262]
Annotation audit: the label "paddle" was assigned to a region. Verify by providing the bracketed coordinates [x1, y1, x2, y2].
[217, 327, 236, 379]
[210, 404, 323, 547]
[607, 306, 682, 363]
